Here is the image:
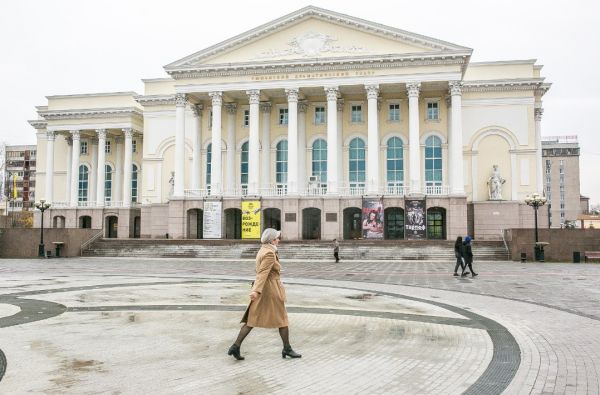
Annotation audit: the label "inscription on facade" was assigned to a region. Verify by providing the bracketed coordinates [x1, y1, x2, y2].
[251, 70, 375, 81]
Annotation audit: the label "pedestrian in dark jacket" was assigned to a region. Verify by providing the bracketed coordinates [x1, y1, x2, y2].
[453, 236, 465, 276]
[461, 236, 478, 277]
[333, 239, 340, 262]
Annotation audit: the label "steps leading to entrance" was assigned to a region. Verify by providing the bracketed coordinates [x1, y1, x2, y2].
[82, 239, 510, 261]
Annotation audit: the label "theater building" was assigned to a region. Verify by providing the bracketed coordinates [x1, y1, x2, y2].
[30, 6, 550, 241]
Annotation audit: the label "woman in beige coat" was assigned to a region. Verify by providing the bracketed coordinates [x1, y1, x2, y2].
[228, 228, 301, 360]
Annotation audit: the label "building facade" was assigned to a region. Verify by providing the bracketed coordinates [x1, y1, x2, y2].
[30, 6, 550, 240]
[542, 135, 582, 228]
[2, 144, 37, 213]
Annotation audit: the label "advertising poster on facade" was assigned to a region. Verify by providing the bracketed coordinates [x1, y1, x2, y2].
[362, 199, 384, 239]
[203, 201, 222, 239]
[242, 200, 261, 239]
[405, 199, 426, 239]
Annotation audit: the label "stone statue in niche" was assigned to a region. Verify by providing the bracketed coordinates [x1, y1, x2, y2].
[487, 164, 506, 200]
[169, 171, 175, 196]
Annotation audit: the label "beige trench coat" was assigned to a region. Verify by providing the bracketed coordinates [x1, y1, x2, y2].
[241, 244, 289, 328]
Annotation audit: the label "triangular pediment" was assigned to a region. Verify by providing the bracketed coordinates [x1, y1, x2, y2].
[165, 6, 471, 72]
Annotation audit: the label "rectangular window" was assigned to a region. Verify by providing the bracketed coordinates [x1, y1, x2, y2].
[545, 160, 551, 173]
[314, 106, 326, 124]
[560, 202, 565, 209]
[209, 110, 213, 129]
[132, 140, 137, 153]
[389, 103, 400, 121]
[105, 140, 111, 154]
[80, 141, 88, 155]
[351, 105, 363, 122]
[427, 102, 439, 120]
[243, 109, 250, 127]
[279, 108, 288, 125]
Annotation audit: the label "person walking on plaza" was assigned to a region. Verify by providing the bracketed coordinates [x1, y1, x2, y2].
[461, 236, 478, 277]
[333, 238, 340, 262]
[228, 228, 302, 361]
[453, 236, 465, 276]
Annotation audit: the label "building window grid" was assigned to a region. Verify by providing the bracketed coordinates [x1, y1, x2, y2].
[104, 165, 112, 202]
[243, 110, 250, 127]
[276, 140, 288, 185]
[131, 164, 138, 203]
[389, 103, 400, 121]
[105, 140, 111, 154]
[386, 137, 404, 186]
[132, 140, 137, 153]
[312, 139, 327, 187]
[348, 138, 366, 188]
[206, 144, 212, 188]
[314, 106, 326, 124]
[424, 136, 443, 186]
[80, 141, 88, 155]
[240, 141, 249, 189]
[426, 101, 439, 120]
[78, 165, 88, 202]
[279, 108, 288, 125]
[351, 105, 363, 123]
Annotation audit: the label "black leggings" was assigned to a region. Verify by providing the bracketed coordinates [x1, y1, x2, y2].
[454, 255, 465, 273]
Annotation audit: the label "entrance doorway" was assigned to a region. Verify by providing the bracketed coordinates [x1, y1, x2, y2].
[187, 209, 203, 239]
[225, 208, 242, 239]
[427, 207, 446, 239]
[133, 216, 141, 238]
[263, 208, 281, 230]
[106, 216, 118, 238]
[79, 215, 92, 229]
[302, 208, 321, 240]
[343, 207, 362, 239]
[384, 207, 405, 239]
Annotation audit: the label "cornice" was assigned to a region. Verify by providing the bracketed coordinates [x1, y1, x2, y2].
[28, 120, 47, 130]
[463, 78, 550, 94]
[45, 91, 138, 100]
[39, 107, 143, 121]
[134, 94, 176, 106]
[168, 53, 470, 79]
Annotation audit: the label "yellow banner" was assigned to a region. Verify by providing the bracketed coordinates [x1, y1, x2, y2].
[12, 174, 17, 199]
[241, 200, 261, 239]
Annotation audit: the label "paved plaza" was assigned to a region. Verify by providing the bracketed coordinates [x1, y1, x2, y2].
[1, 257, 600, 394]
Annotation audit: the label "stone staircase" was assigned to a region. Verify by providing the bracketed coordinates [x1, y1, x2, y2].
[81, 239, 511, 261]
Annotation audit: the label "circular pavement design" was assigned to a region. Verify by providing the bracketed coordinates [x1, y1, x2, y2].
[0, 279, 518, 394]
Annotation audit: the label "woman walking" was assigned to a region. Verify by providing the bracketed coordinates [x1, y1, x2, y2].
[461, 236, 478, 277]
[228, 228, 302, 360]
[453, 236, 465, 276]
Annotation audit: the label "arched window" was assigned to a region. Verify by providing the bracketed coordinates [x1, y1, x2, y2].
[131, 164, 138, 203]
[78, 165, 89, 202]
[241, 141, 249, 192]
[425, 136, 442, 187]
[276, 140, 288, 186]
[386, 137, 404, 189]
[311, 138, 327, 187]
[348, 137, 366, 188]
[206, 143, 212, 189]
[104, 164, 113, 202]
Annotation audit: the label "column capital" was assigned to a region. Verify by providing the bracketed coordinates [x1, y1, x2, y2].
[298, 100, 309, 113]
[535, 107, 544, 121]
[46, 131, 56, 141]
[365, 84, 380, 100]
[260, 101, 272, 113]
[70, 130, 81, 140]
[325, 86, 339, 101]
[448, 81, 463, 96]
[95, 129, 107, 139]
[407, 82, 421, 98]
[122, 128, 134, 139]
[209, 91, 223, 106]
[224, 103, 238, 114]
[175, 93, 187, 107]
[246, 89, 261, 105]
[285, 88, 299, 103]
[191, 104, 204, 117]
[337, 98, 345, 112]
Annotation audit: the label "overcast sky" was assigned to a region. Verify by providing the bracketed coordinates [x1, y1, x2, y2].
[1, 0, 599, 203]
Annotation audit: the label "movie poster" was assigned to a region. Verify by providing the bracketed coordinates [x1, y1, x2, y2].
[362, 199, 384, 239]
[203, 201, 222, 239]
[404, 199, 426, 239]
[242, 200, 261, 239]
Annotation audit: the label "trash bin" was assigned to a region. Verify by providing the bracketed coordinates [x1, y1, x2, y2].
[573, 251, 581, 263]
[520, 252, 527, 263]
[535, 242, 549, 262]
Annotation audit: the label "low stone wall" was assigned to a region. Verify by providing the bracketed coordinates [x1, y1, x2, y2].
[504, 228, 600, 262]
[0, 228, 100, 258]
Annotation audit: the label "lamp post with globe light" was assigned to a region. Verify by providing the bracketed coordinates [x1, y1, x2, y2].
[525, 193, 547, 261]
[35, 199, 51, 257]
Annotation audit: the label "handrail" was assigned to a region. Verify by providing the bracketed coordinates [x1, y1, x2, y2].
[80, 230, 103, 256]
[501, 229, 510, 257]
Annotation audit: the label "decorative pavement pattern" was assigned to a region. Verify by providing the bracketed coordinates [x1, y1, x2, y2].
[0, 257, 599, 394]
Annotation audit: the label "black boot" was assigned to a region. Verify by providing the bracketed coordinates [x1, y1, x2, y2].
[282, 346, 302, 359]
[228, 344, 244, 360]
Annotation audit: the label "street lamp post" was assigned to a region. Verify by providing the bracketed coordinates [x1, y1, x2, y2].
[525, 192, 547, 261]
[35, 199, 51, 257]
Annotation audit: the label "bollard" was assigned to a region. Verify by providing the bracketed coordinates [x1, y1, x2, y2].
[573, 251, 581, 263]
[520, 252, 526, 263]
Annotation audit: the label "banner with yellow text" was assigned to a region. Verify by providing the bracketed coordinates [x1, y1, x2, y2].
[242, 200, 261, 239]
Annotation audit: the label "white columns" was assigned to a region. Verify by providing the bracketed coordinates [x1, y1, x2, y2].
[298, 101, 308, 193]
[64, 136, 72, 204]
[114, 137, 123, 204]
[449, 81, 465, 195]
[96, 129, 106, 206]
[535, 108, 544, 193]
[366, 85, 380, 194]
[45, 131, 56, 203]
[90, 138, 98, 204]
[325, 87, 339, 194]
[174, 93, 186, 197]
[337, 99, 344, 188]
[407, 82, 421, 193]
[224, 103, 237, 192]
[260, 102, 272, 189]
[69, 130, 81, 207]
[191, 104, 203, 190]
[122, 128, 133, 207]
[209, 91, 223, 194]
[286, 88, 299, 194]
[247, 89, 260, 195]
